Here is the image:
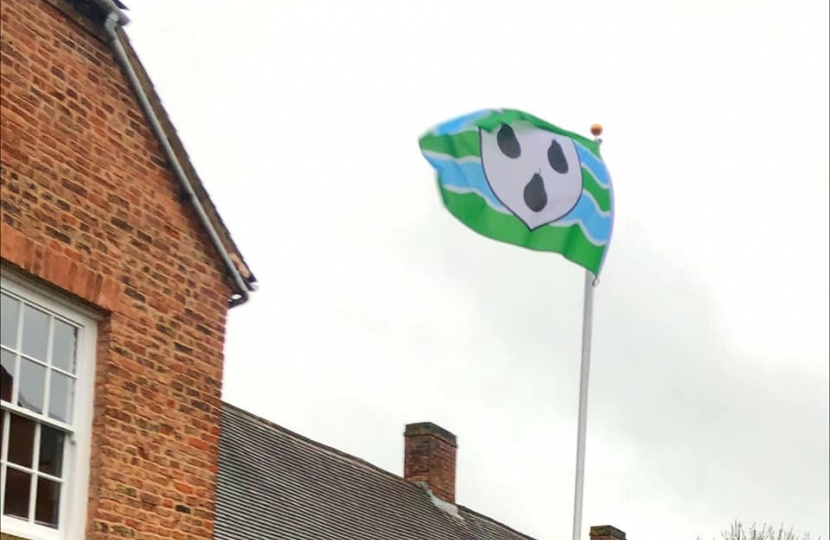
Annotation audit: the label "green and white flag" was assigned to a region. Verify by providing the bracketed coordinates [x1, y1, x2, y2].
[419, 109, 614, 275]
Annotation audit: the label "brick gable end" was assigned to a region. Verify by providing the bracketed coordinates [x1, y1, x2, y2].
[1, 1, 233, 538]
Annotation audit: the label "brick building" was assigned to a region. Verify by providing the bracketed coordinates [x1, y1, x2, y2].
[1, 0, 255, 538]
[0, 1, 627, 539]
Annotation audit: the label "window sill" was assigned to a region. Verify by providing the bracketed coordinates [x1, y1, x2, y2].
[0, 516, 63, 540]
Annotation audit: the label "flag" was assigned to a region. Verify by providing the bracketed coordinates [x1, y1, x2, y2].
[419, 109, 614, 275]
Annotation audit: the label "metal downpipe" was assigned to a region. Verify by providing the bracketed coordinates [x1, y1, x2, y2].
[102, 12, 251, 308]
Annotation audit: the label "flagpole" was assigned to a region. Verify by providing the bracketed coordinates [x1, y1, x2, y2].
[571, 269, 595, 540]
[571, 124, 603, 540]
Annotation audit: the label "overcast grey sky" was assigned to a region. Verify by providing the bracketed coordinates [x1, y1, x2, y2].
[124, 1, 829, 538]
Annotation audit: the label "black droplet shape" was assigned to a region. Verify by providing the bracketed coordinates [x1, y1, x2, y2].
[497, 124, 521, 158]
[523, 173, 548, 212]
[547, 139, 569, 173]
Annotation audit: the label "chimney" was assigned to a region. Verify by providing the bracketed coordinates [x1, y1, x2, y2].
[590, 526, 627, 540]
[404, 422, 457, 503]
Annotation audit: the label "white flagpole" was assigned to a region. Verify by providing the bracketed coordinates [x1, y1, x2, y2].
[571, 125, 603, 540]
[570, 269, 595, 540]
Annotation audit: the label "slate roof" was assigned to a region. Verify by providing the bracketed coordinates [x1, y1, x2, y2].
[215, 403, 538, 540]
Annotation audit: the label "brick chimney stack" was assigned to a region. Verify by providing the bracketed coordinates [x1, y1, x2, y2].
[590, 525, 627, 540]
[404, 422, 457, 503]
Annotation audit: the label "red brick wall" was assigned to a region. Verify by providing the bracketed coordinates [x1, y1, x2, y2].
[1, 0, 232, 538]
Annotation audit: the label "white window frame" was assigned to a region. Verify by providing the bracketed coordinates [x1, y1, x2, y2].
[0, 269, 98, 540]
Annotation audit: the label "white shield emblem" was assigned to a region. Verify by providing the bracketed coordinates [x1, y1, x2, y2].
[480, 121, 583, 230]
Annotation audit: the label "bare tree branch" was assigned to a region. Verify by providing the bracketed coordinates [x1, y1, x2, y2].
[698, 520, 819, 540]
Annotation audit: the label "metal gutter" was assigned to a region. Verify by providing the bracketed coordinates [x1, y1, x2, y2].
[101, 10, 251, 308]
[91, 0, 129, 25]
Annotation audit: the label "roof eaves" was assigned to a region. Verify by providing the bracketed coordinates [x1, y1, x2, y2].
[114, 27, 257, 289]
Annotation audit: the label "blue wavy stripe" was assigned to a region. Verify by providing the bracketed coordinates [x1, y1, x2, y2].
[557, 194, 611, 244]
[575, 143, 612, 188]
[424, 155, 505, 210]
[432, 110, 490, 136]
[425, 155, 612, 242]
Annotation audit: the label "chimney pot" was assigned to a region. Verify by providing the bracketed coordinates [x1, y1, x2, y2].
[404, 422, 457, 504]
[590, 525, 627, 540]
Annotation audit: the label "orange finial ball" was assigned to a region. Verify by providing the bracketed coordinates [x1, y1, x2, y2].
[590, 124, 603, 137]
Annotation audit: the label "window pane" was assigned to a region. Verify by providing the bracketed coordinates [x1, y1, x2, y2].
[3, 468, 32, 519]
[52, 320, 77, 373]
[38, 425, 65, 477]
[0, 293, 19, 348]
[35, 477, 61, 528]
[1, 349, 14, 403]
[18, 357, 45, 413]
[48, 371, 74, 424]
[8, 413, 35, 468]
[21, 304, 49, 361]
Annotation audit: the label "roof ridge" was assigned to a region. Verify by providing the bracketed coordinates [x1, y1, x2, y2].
[222, 401, 410, 487]
[458, 505, 540, 540]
